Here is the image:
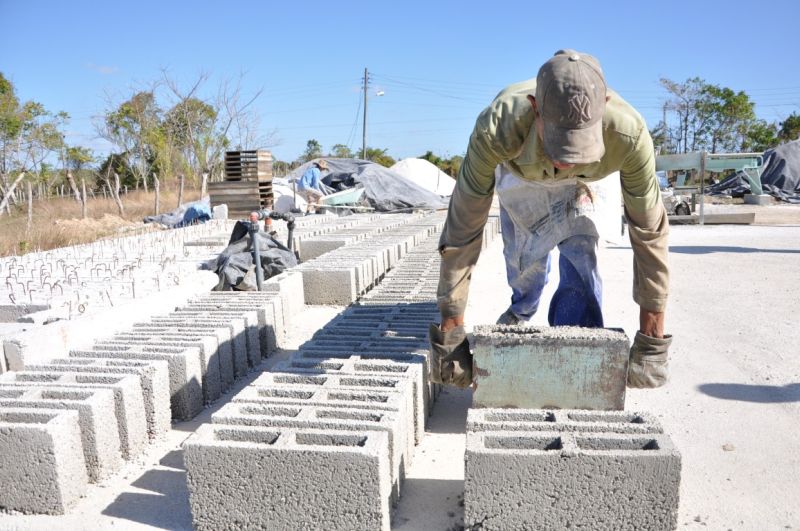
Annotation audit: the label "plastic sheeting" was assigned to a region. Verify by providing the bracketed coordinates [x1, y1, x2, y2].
[143, 198, 212, 228]
[708, 139, 800, 203]
[288, 158, 448, 211]
[206, 221, 298, 291]
[390, 158, 456, 196]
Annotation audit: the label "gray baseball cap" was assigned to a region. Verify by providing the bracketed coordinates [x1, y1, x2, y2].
[535, 49, 607, 165]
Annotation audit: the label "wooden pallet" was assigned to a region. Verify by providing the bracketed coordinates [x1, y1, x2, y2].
[209, 181, 272, 217]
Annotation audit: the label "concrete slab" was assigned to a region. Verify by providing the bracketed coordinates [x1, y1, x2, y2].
[0, 408, 88, 514]
[472, 325, 630, 410]
[184, 425, 391, 531]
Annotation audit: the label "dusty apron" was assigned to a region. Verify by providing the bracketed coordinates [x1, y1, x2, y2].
[495, 164, 605, 326]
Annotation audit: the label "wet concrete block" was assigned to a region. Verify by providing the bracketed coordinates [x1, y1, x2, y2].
[0, 387, 122, 482]
[472, 325, 630, 410]
[26, 359, 171, 440]
[70, 346, 203, 421]
[466, 408, 663, 435]
[212, 401, 408, 500]
[262, 271, 305, 325]
[0, 408, 88, 514]
[184, 425, 391, 531]
[0, 371, 148, 460]
[464, 431, 681, 530]
[191, 294, 284, 357]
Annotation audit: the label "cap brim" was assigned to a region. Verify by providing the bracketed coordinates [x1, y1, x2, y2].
[542, 120, 605, 165]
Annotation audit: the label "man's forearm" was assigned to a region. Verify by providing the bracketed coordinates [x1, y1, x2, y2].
[625, 202, 670, 312]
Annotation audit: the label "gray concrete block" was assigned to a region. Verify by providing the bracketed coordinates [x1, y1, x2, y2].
[275, 356, 427, 443]
[464, 430, 681, 530]
[26, 359, 171, 440]
[99, 334, 221, 404]
[301, 268, 358, 305]
[132, 323, 234, 389]
[184, 424, 391, 531]
[212, 401, 408, 500]
[251, 371, 417, 454]
[70, 346, 203, 421]
[174, 307, 262, 368]
[149, 316, 248, 377]
[0, 408, 88, 514]
[0, 387, 122, 482]
[472, 325, 630, 410]
[262, 270, 305, 326]
[467, 408, 663, 435]
[0, 371, 148, 460]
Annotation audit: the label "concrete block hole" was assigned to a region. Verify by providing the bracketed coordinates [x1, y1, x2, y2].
[485, 435, 564, 451]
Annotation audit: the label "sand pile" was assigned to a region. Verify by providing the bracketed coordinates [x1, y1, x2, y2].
[390, 158, 455, 196]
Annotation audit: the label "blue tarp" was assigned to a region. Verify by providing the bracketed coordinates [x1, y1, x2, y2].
[143, 198, 212, 228]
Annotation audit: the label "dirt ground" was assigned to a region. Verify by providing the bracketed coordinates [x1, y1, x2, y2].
[2, 222, 799, 530]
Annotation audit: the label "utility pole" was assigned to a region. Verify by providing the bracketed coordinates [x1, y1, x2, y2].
[362, 67, 368, 160]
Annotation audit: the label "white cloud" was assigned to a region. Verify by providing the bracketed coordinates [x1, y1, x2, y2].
[86, 62, 119, 75]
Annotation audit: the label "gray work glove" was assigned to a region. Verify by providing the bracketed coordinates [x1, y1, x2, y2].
[627, 331, 672, 388]
[428, 323, 473, 388]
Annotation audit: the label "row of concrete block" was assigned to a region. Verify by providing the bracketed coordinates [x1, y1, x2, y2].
[0, 273, 305, 515]
[182, 228, 454, 529]
[464, 408, 682, 530]
[298, 212, 447, 304]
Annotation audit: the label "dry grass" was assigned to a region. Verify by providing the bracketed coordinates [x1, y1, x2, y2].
[0, 187, 203, 257]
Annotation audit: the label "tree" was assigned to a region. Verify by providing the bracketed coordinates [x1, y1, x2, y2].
[699, 85, 755, 153]
[365, 147, 395, 167]
[778, 112, 800, 143]
[330, 144, 352, 158]
[301, 139, 323, 162]
[740, 120, 778, 152]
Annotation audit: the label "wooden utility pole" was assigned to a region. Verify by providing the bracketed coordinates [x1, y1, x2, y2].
[362, 67, 368, 160]
[154, 174, 160, 215]
[177, 173, 185, 208]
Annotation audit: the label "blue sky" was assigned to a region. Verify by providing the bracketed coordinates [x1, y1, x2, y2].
[2, 0, 799, 163]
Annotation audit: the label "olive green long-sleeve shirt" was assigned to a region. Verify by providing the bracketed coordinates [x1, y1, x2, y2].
[437, 78, 669, 319]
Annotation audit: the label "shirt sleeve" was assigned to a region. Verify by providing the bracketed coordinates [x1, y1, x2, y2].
[436, 97, 530, 319]
[620, 127, 670, 312]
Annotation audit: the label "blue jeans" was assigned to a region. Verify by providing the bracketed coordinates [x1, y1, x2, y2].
[500, 206, 604, 328]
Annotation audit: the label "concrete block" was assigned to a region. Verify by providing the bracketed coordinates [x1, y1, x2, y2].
[262, 270, 305, 325]
[0, 387, 122, 482]
[132, 323, 234, 389]
[301, 268, 358, 305]
[464, 431, 681, 530]
[472, 325, 629, 410]
[99, 334, 221, 404]
[0, 371, 148, 460]
[466, 408, 663, 435]
[251, 371, 417, 452]
[26, 359, 171, 440]
[174, 307, 262, 368]
[70, 346, 203, 421]
[1, 272, 218, 370]
[184, 425, 391, 531]
[212, 401, 409, 500]
[275, 356, 427, 442]
[150, 315, 248, 377]
[0, 408, 88, 514]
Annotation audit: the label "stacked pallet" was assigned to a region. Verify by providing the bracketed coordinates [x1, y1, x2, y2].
[209, 150, 274, 218]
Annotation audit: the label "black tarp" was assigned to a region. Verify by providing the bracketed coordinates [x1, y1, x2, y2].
[287, 158, 448, 211]
[708, 139, 800, 203]
[206, 221, 297, 291]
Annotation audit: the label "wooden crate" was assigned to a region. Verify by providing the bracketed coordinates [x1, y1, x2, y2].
[224, 150, 273, 182]
[209, 181, 272, 218]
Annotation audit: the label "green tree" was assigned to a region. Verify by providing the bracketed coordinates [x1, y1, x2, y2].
[300, 139, 323, 162]
[778, 112, 800, 143]
[330, 144, 352, 158]
[699, 85, 756, 153]
[365, 147, 395, 167]
[740, 120, 778, 152]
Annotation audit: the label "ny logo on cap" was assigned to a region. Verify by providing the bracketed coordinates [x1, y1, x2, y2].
[567, 93, 592, 124]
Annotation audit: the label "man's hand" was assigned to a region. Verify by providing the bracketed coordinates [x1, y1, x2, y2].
[628, 307, 671, 388]
[429, 322, 473, 388]
[440, 315, 465, 333]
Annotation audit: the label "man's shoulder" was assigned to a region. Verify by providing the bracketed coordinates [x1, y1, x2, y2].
[602, 89, 648, 141]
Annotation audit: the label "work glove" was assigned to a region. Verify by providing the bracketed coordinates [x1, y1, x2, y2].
[428, 323, 473, 388]
[627, 331, 672, 388]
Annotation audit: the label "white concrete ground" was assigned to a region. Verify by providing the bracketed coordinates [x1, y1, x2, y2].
[2, 223, 799, 530]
